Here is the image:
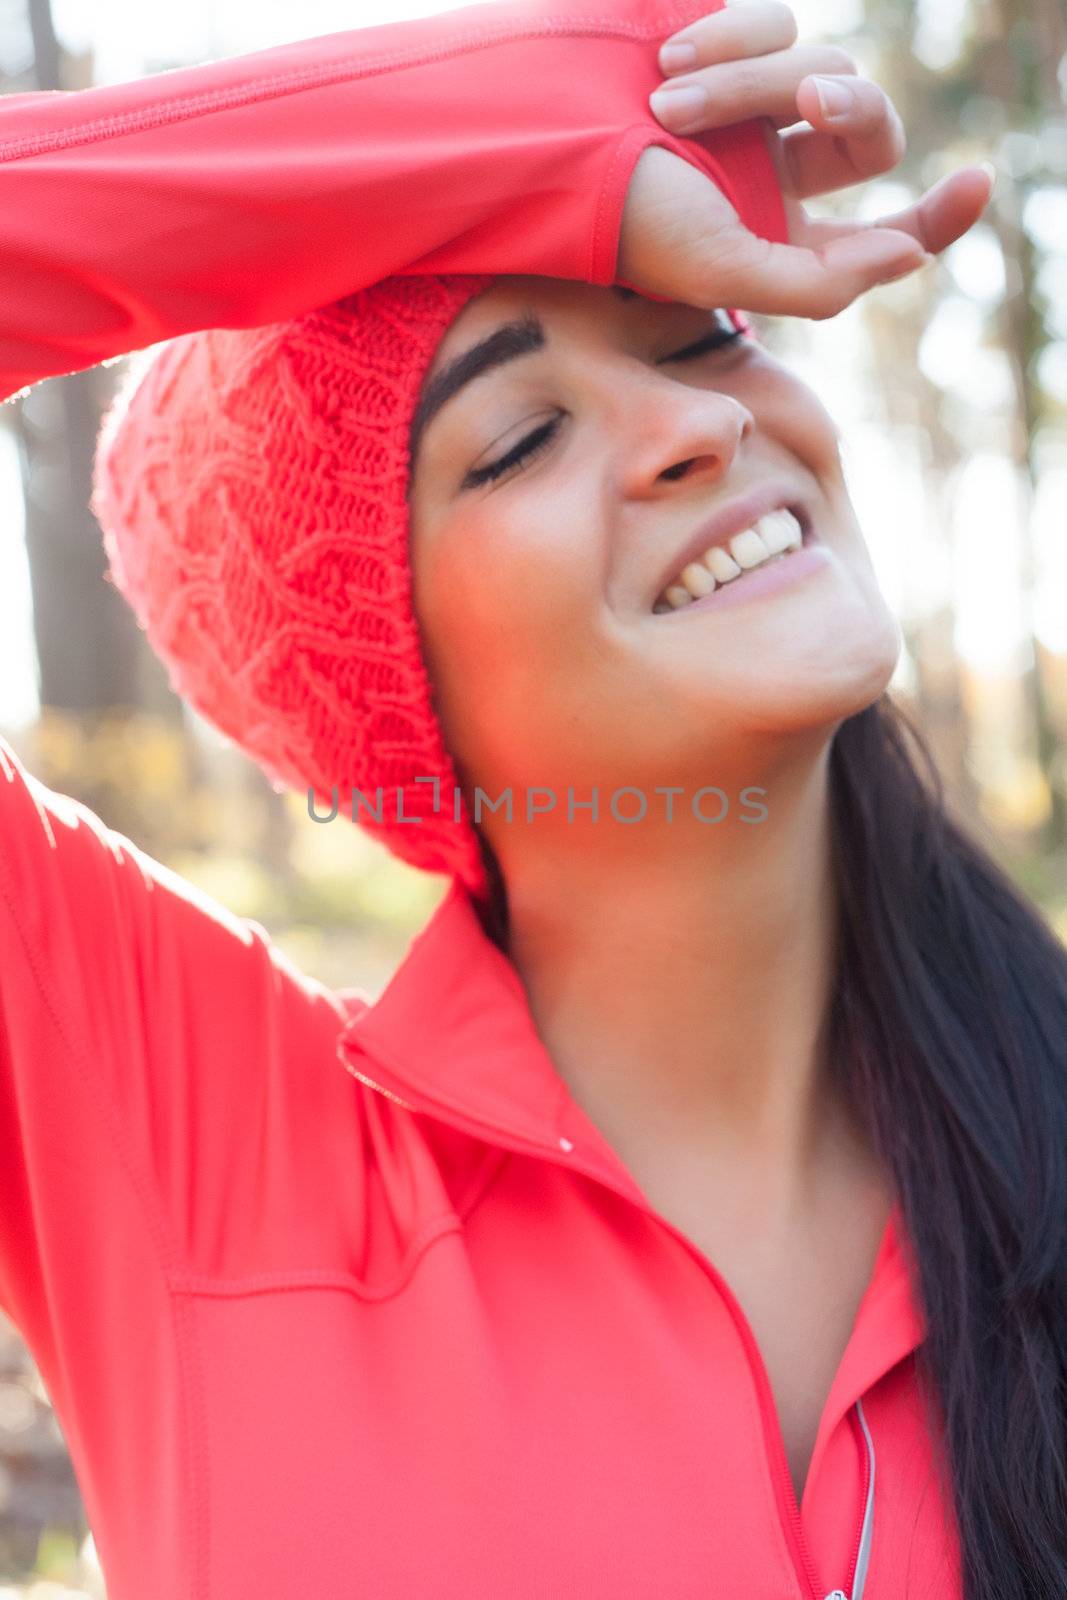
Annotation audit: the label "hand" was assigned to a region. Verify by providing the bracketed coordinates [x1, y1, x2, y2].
[617, 0, 993, 319]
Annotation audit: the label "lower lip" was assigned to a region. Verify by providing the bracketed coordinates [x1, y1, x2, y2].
[656, 539, 831, 618]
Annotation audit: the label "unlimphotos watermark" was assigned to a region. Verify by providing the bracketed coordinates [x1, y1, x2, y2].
[308, 779, 768, 826]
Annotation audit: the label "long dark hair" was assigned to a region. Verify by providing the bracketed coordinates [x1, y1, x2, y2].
[474, 692, 1067, 1598]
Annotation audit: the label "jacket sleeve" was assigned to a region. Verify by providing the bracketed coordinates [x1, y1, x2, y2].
[0, 731, 350, 1387]
[0, 0, 785, 404]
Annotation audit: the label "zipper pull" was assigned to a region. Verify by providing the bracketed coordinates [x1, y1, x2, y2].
[824, 1591, 849, 1599]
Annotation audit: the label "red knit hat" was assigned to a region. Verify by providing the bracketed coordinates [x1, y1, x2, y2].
[93, 277, 756, 903]
[91, 274, 498, 901]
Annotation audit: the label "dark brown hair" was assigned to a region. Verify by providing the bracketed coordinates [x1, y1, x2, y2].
[478, 692, 1067, 1597]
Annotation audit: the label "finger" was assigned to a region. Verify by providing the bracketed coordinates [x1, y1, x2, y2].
[658, 1, 798, 76]
[869, 165, 996, 254]
[781, 79, 906, 198]
[649, 44, 859, 135]
[790, 168, 994, 258]
[687, 219, 931, 320]
[786, 166, 995, 259]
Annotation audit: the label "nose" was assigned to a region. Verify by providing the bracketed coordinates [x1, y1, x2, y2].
[624, 388, 755, 497]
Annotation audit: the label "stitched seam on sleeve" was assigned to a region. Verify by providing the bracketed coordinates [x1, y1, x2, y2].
[591, 123, 674, 283]
[0, 12, 702, 165]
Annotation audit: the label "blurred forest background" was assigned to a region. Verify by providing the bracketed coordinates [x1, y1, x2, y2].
[0, 0, 1065, 1591]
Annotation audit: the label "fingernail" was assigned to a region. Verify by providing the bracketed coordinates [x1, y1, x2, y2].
[812, 75, 855, 120]
[979, 160, 997, 194]
[659, 40, 698, 73]
[649, 84, 707, 128]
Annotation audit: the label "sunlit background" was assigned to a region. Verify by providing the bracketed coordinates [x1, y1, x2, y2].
[0, 0, 1065, 1591]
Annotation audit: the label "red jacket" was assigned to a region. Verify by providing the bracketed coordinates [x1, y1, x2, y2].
[0, 1, 963, 1595]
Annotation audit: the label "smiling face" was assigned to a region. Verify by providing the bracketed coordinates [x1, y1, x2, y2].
[406, 275, 901, 836]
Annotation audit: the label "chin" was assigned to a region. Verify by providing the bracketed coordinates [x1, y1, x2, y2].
[680, 642, 901, 743]
[797, 647, 902, 730]
[799, 595, 902, 704]
[806, 624, 902, 718]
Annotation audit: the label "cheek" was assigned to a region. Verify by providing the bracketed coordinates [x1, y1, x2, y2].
[410, 496, 602, 732]
[742, 365, 843, 475]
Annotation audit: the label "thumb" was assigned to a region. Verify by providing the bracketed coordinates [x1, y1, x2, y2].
[697, 224, 930, 320]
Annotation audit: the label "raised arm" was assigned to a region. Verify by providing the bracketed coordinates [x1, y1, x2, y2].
[0, 0, 785, 404]
[0, 0, 786, 1500]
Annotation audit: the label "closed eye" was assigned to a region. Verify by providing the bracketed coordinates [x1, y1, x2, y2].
[461, 320, 745, 491]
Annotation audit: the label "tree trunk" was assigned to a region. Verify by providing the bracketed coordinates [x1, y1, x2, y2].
[13, 0, 180, 721]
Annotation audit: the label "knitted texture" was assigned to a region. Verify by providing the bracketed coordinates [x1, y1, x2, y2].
[92, 276, 757, 901]
[91, 274, 497, 899]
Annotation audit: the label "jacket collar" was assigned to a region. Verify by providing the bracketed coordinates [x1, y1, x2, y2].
[336, 877, 925, 1409]
[336, 878, 646, 1197]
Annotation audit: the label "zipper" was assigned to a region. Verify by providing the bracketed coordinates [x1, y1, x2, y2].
[822, 1396, 875, 1600]
[343, 1049, 876, 1599]
[604, 1214, 878, 1600]
[848, 1396, 877, 1599]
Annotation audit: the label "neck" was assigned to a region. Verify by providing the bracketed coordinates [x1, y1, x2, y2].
[493, 741, 865, 1226]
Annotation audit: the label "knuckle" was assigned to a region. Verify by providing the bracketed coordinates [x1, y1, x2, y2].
[729, 60, 767, 101]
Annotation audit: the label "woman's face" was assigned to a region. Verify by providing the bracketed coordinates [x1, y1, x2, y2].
[407, 275, 900, 813]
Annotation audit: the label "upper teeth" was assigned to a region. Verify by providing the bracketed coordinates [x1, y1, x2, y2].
[654, 509, 804, 613]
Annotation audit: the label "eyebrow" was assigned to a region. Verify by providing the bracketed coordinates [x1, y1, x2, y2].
[408, 284, 640, 466]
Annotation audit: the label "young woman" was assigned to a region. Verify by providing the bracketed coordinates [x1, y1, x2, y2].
[1, 1, 1062, 1597]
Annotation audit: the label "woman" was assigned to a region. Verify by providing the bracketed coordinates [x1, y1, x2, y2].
[1, 0, 1061, 1596]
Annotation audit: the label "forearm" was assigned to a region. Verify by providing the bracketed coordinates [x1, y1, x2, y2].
[0, 0, 782, 403]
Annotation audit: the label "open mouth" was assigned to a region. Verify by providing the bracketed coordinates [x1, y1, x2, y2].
[651, 506, 814, 615]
